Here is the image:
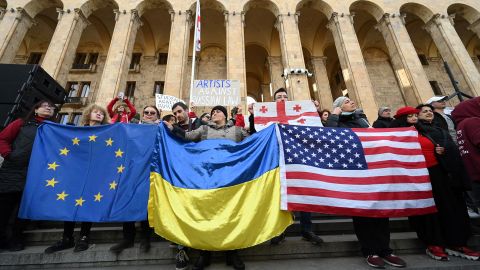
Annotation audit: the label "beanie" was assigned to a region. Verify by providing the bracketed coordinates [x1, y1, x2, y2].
[333, 96, 347, 109]
[211, 105, 227, 119]
[378, 107, 390, 116]
[394, 106, 420, 119]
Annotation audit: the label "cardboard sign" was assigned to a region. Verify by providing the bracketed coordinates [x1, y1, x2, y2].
[155, 94, 185, 111]
[191, 80, 240, 106]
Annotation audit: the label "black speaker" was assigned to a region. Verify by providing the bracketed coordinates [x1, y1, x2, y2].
[0, 64, 66, 129]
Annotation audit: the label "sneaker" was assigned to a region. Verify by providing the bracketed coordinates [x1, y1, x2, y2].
[366, 255, 385, 269]
[176, 249, 190, 270]
[301, 231, 324, 245]
[270, 233, 286, 245]
[381, 254, 406, 268]
[73, 235, 89, 252]
[445, 247, 480, 261]
[467, 207, 480, 218]
[139, 238, 151, 253]
[226, 250, 245, 270]
[109, 239, 134, 254]
[192, 251, 210, 270]
[426, 246, 449, 261]
[44, 237, 75, 254]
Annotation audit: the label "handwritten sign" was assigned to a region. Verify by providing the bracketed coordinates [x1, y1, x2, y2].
[191, 80, 240, 106]
[155, 94, 185, 111]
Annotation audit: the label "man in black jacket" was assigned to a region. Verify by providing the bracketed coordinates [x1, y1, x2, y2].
[372, 107, 393, 128]
[426, 96, 457, 145]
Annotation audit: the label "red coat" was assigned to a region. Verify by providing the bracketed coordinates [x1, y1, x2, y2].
[107, 97, 136, 123]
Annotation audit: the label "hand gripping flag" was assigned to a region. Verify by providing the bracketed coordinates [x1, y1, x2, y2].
[149, 124, 293, 251]
[19, 122, 157, 222]
[254, 101, 322, 131]
[277, 125, 436, 218]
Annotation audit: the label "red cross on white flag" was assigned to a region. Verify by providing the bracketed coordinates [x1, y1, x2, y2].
[194, 0, 201, 52]
[253, 100, 323, 131]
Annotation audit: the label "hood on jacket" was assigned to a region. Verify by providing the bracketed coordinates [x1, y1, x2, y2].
[451, 97, 480, 125]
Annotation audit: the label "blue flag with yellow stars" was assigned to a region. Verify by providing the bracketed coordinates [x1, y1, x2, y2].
[19, 121, 157, 222]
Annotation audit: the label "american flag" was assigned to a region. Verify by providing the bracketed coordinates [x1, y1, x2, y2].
[277, 124, 436, 218]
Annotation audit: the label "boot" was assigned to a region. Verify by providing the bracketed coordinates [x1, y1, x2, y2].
[193, 251, 211, 270]
[226, 250, 245, 270]
[110, 239, 134, 253]
[44, 237, 75, 254]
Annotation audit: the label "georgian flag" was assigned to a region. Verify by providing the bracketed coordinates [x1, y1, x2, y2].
[254, 100, 322, 131]
[194, 0, 201, 52]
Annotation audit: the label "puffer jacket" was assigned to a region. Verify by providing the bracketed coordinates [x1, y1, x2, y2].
[183, 122, 249, 143]
[325, 110, 370, 128]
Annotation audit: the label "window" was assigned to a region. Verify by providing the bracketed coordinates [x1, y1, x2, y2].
[418, 54, 429, 66]
[67, 82, 79, 97]
[72, 113, 82, 126]
[72, 53, 98, 69]
[27, 53, 42, 64]
[158, 53, 168, 65]
[80, 83, 90, 98]
[125, 81, 136, 99]
[88, 53, 99, 65]
[153, 81, 165, 96]
[477, 55, 480, 62]
[429, 81, 442, 96]
[130, 53, 142, 69]
[59, 113, 69, 125]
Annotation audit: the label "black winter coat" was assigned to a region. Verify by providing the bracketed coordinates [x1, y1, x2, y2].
[372, 117, 393, 128]
[325, 111, 370, 128]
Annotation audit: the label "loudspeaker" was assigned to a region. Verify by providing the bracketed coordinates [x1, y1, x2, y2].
[0, 64, 66, 129]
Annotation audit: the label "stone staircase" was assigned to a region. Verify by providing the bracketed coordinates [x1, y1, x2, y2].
[1, 215, 480, 269]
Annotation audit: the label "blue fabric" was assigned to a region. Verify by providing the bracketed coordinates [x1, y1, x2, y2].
[19, 122, 157, 222]
[151, 124, 279, 189]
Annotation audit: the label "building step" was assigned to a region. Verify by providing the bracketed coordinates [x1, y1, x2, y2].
[22, 217, 412, 246]
[1, 233, 480, 269]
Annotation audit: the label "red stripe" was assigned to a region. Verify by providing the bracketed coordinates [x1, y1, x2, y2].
[363, 147, 423, 156]
[352, 127, 417, 133]
[287, 203, 437, 218]
[287, 187, 434, 201]
[367, 161, 427, 169]
[358, 136, 419, 143]
[286, 172, 430, 184]
[255, 112, 320, 125]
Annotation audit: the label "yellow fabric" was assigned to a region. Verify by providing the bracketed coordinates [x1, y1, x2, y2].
[148, 167, 293, 250]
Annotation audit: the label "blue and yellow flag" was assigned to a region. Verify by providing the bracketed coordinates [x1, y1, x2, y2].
[149, 124, 293, 251]
[19, 122, 157, 222]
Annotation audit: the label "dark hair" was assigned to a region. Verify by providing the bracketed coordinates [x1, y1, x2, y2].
[162, 114, 176, 122]
[172, 102, 188, 111]
[143, 105, 161, 116]
[320, 109, 331, 116]
[24, 100, 55, 121]
[389, 115, 412, 128]
[273, 88, 288, 98]
[416, 104, 434, 111]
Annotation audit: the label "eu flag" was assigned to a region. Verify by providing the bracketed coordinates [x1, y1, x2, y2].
[19, 122, 157, 222]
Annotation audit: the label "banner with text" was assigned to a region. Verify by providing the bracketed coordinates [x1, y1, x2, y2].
[155, 94, 185, 111]
[191, 80, 240, 106]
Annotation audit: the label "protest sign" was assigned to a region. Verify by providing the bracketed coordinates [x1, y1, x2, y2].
[155, 94, 185, 111]
[191, 80, 240, 106]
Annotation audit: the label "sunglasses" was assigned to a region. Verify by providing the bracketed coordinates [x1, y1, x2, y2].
[144, 110, 157, 115]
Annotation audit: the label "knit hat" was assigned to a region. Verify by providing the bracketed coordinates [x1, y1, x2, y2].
[333, 96, 348, 109]
[211, 105, 227, 119]
[394, 106, 420, 119]
[378, 106, 390, 116]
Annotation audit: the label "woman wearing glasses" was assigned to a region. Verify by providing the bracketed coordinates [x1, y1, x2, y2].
[109, 105, 161, 254]
[0, 100, 56, 251]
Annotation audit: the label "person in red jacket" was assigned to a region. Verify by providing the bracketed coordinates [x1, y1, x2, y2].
[107, 95, 136, 123]
[0, 100, 55, 251]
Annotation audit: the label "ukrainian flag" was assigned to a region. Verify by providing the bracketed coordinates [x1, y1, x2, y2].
[148, 124, 293, 250]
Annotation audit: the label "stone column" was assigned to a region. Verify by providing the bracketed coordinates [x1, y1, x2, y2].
[41, 8, 89, 86]
[469, 19, 480, 38]
[275, 13, 310, 100]
[226, 11, 247, 106]
[376, 13, 434, 106]
[164, 10, 192, 100]
[424, 14, 480, 97]
[267, 56, 285, 91]
[0, 8, 34, 63]
[326, 12, 377, 120]
[261, 83, 271, 102]
[96, 9, 142, 105]
[310, 56, 333, 110]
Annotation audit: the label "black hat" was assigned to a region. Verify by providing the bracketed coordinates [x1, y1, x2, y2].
[211, 105, 227, 118]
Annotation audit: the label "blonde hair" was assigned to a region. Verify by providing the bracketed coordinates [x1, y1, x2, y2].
[81, 104, 110, 126]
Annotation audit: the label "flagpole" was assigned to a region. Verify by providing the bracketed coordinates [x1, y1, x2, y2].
[189, 0, 200, 105]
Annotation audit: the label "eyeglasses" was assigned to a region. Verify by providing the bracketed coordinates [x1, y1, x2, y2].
[144, 111, 157, 115]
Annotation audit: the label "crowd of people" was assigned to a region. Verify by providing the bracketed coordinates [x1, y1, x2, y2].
[0, 89, 480, 270]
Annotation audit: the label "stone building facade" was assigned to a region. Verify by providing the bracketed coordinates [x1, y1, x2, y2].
[0, 0, 479, 123]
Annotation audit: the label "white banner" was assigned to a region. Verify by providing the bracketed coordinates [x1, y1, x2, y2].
[191, 80, 240, 106]
[155, 94, 185, 111]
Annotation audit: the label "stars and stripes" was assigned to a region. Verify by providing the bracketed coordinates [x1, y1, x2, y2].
[277, 125, 436, 218]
